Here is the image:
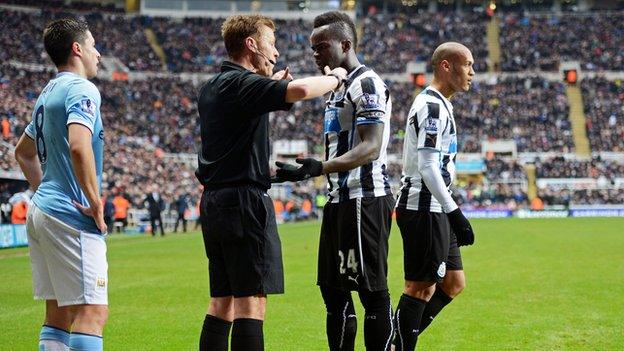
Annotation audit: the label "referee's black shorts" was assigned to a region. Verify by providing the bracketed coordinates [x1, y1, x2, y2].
[317, 195, 395, 292]
[396, 208, 463, 284]
[200, 185, 284, 297]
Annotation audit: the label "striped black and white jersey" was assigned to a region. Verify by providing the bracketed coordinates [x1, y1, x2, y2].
[396, 86, 458, 213]
[324, 65, 392, 203]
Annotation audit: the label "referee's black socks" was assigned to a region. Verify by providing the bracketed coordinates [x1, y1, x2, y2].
[394, 294, 427, 351]
[231, 318, 264, 351]
[200, 314, 232, 351]
[419, 288, 453, 334]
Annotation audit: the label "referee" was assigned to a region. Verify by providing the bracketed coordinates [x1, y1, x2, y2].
[196, 15, 348, 351]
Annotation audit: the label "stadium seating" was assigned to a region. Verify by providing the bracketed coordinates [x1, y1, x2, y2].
[0, 8, 161, 71]
[500, 13, 624, 71]
[359, 12, 489, 73]
[581, 77, 624, 152]
[1, 3, 623, 213]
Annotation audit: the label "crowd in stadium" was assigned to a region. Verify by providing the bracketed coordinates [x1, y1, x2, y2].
[538, 188, 624, 206]
[581, 77, 624, 152]
[535, 156, 624, 180]
[0, 1, 623, 223]
[0, 8, 160, 71]
[454, 77, 574, 152]
[500, 12, 624, 71]
[359, 12, 489, 73]
[3, 6, 623, 75]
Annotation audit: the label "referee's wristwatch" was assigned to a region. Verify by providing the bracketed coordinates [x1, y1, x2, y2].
[328, 73, 345, 90]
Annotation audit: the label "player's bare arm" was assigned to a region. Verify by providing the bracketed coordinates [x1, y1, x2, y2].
[68, 123, 106, 233]
[284, 66, 347, 103]
[322, 122, 384, 174]
[274, 122, 384, 182]
[14, 134, 43, 190]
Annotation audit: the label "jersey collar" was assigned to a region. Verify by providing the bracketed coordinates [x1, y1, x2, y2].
[221, 60, 247, 72]
[346, 64, 366, 79]
[426, 86, 453, 111]
[55, 71, 80, 78]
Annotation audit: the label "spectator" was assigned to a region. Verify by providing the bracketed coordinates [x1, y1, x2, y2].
[144, 184, 165, 236]
[173, 191, 189, 233]
[113, 191, 130, 233]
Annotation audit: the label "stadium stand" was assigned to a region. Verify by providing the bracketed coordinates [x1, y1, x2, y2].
[453, 77, 574, 153]
[0, 8, 162, 70]
[535, 156, 624, 179]
[359, 12, 489, 73]
[500, 12, 624, 71]
[581, 77, 624, 152]
[1, 1, 624, 225]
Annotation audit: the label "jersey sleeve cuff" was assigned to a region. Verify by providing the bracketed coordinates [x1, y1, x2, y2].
[417, 146, 442, 152]
[67, 120, 94, 134]
[355, 119, 384, 125]
[24, 129, 35, 140]
[443, 202, 459, 213]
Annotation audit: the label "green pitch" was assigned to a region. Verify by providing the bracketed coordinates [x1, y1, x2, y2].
[1, 218, 623, 350]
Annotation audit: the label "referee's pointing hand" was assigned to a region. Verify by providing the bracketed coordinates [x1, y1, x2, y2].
[272, 67, 292, 81]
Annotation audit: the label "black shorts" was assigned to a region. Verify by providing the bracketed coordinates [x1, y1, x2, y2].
[317, 195, 395, 292]
[396, 209, 463, 284]
[201, 185, 284, 298]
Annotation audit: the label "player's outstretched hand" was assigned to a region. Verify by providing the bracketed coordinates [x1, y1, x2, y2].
[272, 67, 292, 81]
[74, 200, 108, 234]
[446, 208, 474, 246]
[324, 66, 347, 89]
[324, 66, 347, 80]
[275, 158, 323, 182]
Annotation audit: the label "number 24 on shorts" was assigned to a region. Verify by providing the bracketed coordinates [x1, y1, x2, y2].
[338, 249, 358, 274]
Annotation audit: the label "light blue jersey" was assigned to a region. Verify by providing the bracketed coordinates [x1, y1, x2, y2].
[25, 72, 104, 234]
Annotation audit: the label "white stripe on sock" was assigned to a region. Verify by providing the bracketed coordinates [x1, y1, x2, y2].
[339, 301, 349, 349]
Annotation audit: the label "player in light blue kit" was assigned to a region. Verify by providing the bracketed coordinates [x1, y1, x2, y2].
[14, 18, 107, 351]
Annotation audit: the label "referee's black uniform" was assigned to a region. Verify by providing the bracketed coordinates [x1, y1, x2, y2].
[196, 61, 292, 298]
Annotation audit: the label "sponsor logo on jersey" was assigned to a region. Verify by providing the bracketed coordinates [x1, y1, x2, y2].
[324, 108, 341, 133]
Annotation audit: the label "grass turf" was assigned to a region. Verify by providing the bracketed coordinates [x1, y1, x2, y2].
[1, 217, 623, 350]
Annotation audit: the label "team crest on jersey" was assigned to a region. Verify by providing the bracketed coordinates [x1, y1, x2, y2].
[80, 98, 96, 117]
[361, 93, 380, 109]
[425, 117, 439, 133]
[437, 262, 446, 278]
[95, 276, 107, 290]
